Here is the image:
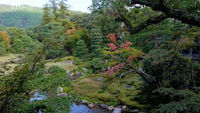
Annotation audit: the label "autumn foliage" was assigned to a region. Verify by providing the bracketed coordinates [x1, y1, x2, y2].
[0, 31, 10, 46]
[107, 43, 118, 51]
[106, 33, 117, 43]
[106, 33, 142, 75]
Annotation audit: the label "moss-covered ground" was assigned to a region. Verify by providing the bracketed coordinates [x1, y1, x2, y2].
[72, 72, 145, 108]
[0, 55, 145, 109]
[0, 54, 22, 63]
[45, 56, 77, 71]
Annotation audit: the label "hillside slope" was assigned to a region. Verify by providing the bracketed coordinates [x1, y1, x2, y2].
[0, 4, 87, 29]
[0, 4, 43, 28]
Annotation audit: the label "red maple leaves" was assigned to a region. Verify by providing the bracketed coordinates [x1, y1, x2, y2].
[107, 43, 118, 51]
[127, 55, 138, 63]
[106, 33, 139, 76]
[127, 55, 134, 63]
[107, 33, 117, 43]
[108, 63, 126, 75]
[107, 68, 114, 75]
[121, 40, 132, 49]
[107, 33, 118, 51]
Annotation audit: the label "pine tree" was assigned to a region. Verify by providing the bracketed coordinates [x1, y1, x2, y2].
[75, 40, 88, 58]
[50, 0, 59, 21]
[42, 4, 52, 25]
[58, 0, 70, 26]
[90, 28, 103, 57]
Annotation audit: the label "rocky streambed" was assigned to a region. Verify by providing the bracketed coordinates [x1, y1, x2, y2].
[30, 91, 113, 113]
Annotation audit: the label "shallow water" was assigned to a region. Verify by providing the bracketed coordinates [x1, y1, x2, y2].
[70, 103, 112, 113]
[30, 91, 112, 113]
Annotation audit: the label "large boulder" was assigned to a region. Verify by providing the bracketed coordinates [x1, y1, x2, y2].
[112, 108, 122, 113]
[100, 104, 108, 109]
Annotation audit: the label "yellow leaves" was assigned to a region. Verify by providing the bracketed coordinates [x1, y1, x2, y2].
[0, 31, 10, 46]
[66, 27, 76, 35]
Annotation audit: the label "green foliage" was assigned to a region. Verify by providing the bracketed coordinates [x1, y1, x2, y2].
[47, 65, 66, 75]
[153, 88, 200, 113]
[28, 69, 70, 92]
[0, 4, 42, 28]
[90, 28, 103, 56]
[63, 86, 72, 93]
[89, 58, 105, 71]
[42, 4, 52, 25]
[0, 42, 72, 112]
[0, 42, 7, 55]
[97, 89, 105, 94]
[13, 96, 72, 113]
[129, 19, 174, 53]
[75, 40, 88, 58]
[143, 49, 199, 88]
[140, 49, 200, 112]
[0, 11, 42, 28]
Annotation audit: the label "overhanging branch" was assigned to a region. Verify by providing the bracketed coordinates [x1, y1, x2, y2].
[116, 13, 167, 34]
[131, 0, 200, 27]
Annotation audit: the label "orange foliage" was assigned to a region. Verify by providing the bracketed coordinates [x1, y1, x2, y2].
[0, 31, 10, 46]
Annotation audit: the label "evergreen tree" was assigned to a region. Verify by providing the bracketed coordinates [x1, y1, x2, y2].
[50, 0, 59, 21]
[90, 28, 103, 57]
[42, 4, 52, 25]
[75, 40, 88, 58]
[58, 0, 70, 26]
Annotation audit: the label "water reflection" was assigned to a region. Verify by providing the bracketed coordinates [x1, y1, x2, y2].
[70, 103, 112, 113]
[30, 91, 112, 113]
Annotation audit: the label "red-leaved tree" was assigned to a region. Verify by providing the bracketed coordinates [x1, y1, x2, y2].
[105, 33, 156, 83]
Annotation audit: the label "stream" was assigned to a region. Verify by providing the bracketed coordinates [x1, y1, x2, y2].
[30, 91, 112, 113]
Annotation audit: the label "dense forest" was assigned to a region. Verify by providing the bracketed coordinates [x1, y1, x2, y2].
[0, 0, 200, 113]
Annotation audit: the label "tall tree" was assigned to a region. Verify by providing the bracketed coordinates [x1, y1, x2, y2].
[50, 0, 59, 20]
[42, 4, 52, 25]
[75, 40, 88, 58]
[58, 0, 70, 25]
[90, 28, 103, 56]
